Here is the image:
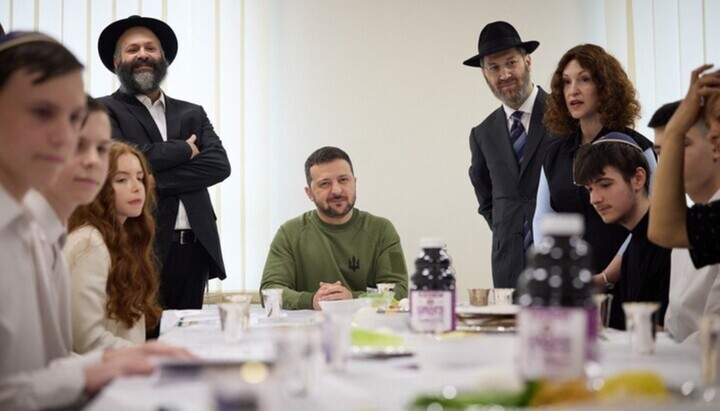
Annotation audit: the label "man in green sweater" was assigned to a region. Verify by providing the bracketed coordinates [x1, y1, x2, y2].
[260, 146, 409, 310]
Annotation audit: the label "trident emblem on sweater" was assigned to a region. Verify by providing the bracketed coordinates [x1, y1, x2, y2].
[348, 255, 360, 272]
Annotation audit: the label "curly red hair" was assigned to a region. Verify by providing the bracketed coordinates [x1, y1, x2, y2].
[543, 44, 641, 136]
[69, 142, 161, 329]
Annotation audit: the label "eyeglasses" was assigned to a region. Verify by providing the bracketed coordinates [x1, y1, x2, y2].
[482, 57, 521, 76]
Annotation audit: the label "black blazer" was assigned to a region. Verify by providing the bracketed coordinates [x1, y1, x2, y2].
[468, 88, 553, 288]
[100, 90, 231, 280]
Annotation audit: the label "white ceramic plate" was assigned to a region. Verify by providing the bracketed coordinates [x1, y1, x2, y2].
[455, 323, 516, 333]
[319, 298, 372, 315]
[352, 345, 413, 359]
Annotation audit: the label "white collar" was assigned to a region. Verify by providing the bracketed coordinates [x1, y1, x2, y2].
[24, 191, 66, 246]
[709, 188, 720, 203]
[0, 185, 24, 231]
[135, 91, 166, 110]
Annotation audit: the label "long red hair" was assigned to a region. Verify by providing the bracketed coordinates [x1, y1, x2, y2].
[69, 142, 161, 328]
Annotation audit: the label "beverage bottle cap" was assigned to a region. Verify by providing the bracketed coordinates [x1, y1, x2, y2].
[419, 237, 445, 249]
[539, 213, 584, 236]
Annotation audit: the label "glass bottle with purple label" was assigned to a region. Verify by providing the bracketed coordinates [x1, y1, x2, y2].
[409, 237, 456, 333]
[516, 213, 598, 380]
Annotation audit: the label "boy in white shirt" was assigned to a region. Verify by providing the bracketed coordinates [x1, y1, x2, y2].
[0, 32, 191, 410]
[649, 100, 720, 342]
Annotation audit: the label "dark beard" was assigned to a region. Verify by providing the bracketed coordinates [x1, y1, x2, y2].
[315, 195, 355, 219]
[486, 65, 532, 108]
[116, 57, 168, 94]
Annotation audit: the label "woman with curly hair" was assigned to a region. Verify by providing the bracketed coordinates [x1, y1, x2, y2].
[533, 44, 657, 304]
[66, 142, 162, 352]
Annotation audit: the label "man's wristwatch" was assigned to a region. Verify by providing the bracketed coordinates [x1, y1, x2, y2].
[601, 271, 614, 290]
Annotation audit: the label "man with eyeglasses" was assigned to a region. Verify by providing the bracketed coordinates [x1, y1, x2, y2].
[465, 21, 552, 288]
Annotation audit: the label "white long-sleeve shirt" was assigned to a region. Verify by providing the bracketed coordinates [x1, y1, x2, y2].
[665, 189, 720, 343]
[0, 188, 101, 410]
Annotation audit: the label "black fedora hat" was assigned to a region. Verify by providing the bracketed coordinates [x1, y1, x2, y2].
[98, 15, 178, 72]
[463, 21, 539, 68]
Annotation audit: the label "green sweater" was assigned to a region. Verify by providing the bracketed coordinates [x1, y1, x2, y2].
[260, 209, 409, 310]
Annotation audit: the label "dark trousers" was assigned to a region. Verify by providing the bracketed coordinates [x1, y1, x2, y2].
[160, 239, 210, 309]
[147, 234, 210, 339]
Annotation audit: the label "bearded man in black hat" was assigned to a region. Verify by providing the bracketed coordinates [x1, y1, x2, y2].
[97, 16, 231, 325]
[465, 21, 552, 288]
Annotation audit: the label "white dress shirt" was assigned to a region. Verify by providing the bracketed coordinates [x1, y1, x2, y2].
[0, 187, 101, 410]
[25, 191, 73, 354]
[665, 189, 720, 343]
[136, 93, 191, 230]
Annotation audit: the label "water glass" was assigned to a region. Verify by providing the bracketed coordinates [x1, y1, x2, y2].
[262, 288, 284, 318]
[218, 295, 251, 343]
[376, 283, 396, 298]
[700, 314, 720, 390]
[623, 302, 659, 354]
[592, 293, 614, 330]
[277, 325, 323, 397]
[322, 313, 353, 371]
[491, 288, 515, 305]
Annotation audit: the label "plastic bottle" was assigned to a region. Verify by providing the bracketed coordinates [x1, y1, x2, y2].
[409, 237, 456, 333]
[516, 213, 598, 380]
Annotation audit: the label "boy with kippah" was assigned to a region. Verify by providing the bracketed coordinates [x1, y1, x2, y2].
[573, 133, 671, 330]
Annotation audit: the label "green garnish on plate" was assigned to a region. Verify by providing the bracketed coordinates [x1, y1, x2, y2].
[411, 380, 540, 409]
[351, 328, 404, 347]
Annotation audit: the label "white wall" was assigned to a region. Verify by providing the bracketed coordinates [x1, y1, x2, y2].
[2, 0, 716, 298]
[244, 0, 609, 296]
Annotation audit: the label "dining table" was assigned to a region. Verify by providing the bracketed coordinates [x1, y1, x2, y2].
[84, 304, 718, 411]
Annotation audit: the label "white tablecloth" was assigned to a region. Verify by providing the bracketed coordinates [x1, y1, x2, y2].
[85, 305, 716, 411]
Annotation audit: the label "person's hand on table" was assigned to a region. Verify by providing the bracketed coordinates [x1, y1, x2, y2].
[103, 340, 197, 363]
[83, 342, 197, 395]
[312, 280, 353, 310]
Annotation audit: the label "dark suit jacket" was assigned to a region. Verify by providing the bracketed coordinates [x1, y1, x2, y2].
[100, 90, 231, 280]
[468, 88, 552, 288]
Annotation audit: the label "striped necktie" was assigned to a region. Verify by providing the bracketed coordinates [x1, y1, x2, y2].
[510, 111, 532, 250]
[509, 110, 526, 166]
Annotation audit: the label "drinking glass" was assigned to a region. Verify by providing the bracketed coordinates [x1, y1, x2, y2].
[262, 288, 284, 319]
[623, 302, 659, 354]
[322, 313, 353, 371]
[218, 295, 251, 343]
[491, 288, 515, 305]
[700, 315, 720, 391]
[468, 288, 490, 306]
[276, 325, 323, 397]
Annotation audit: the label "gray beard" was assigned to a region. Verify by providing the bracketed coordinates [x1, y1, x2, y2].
[116, 58, 168, 95]
[133, 72, 158, 92]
